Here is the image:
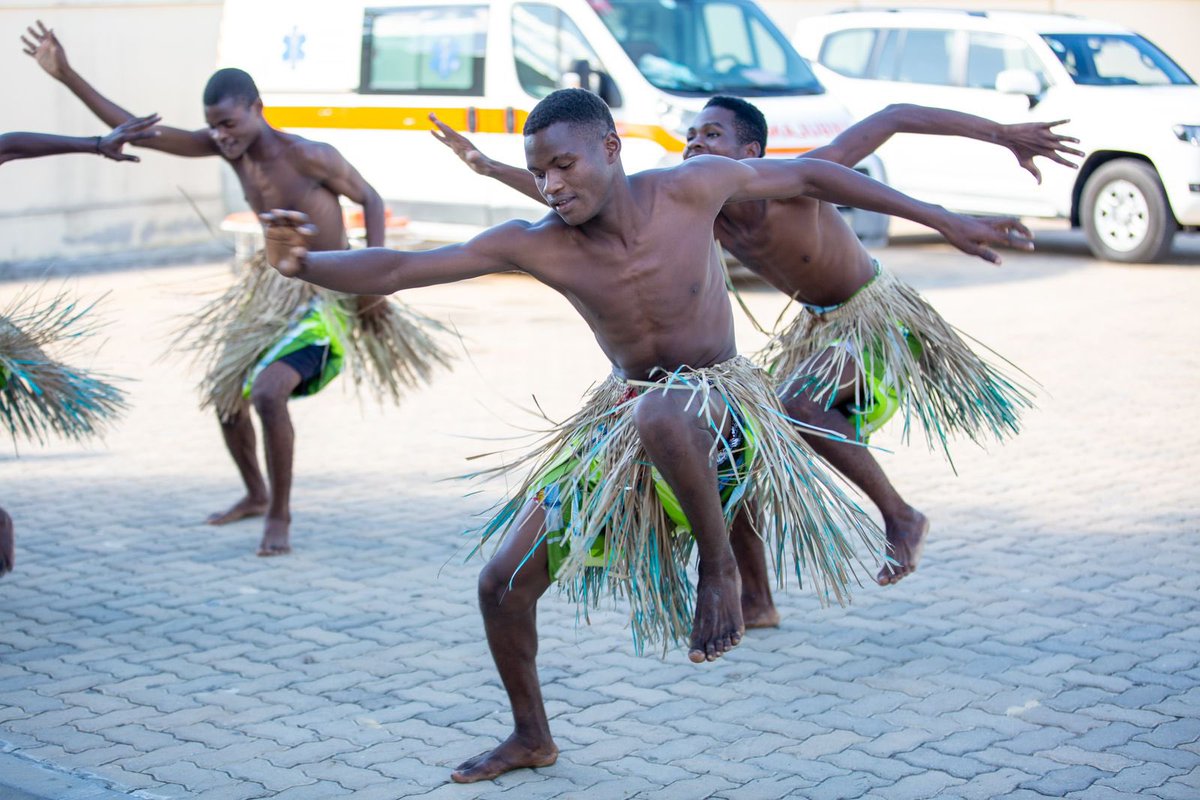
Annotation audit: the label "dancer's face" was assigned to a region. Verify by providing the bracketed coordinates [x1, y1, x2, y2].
[525, 121, 620, 226]
[204, 97, 262, 160]
[684, 107, 760, 161]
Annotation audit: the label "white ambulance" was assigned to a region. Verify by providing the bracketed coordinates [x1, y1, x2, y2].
[217, 0, 886, 242]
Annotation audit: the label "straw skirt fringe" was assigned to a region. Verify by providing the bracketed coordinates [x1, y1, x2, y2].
[760, 266, 1035, 458]
[178, 252, 455, 420]
[474, 355, 883, 655]
[0, 291, 127, 446]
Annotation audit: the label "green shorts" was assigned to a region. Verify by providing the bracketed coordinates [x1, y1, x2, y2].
[242, 300, 348, 399]
[534, 408, 758, 579]
[848, 326, 923, 440]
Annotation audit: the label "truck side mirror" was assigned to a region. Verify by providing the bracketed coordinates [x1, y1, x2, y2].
[596, 70, 623, 108]
[567, 59, 595, 92]
[995, 68, 1043, 107]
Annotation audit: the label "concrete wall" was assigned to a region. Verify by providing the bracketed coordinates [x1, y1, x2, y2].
[761, 1, 1200, 81]
[0, 1, 226, 267]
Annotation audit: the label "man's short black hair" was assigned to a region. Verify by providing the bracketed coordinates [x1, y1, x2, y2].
[704, 95, 768, 156]
[524, 88, 615, 140]
[203, 68, 260, 108]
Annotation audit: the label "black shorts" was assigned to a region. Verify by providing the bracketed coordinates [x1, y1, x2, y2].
[278, 344, 333, 396]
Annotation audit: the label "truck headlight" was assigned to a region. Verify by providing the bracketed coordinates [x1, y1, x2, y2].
[1175, 124, 1200, 145]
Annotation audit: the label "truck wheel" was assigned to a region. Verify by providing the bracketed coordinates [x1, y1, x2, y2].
[1081, 159, 1176, 263]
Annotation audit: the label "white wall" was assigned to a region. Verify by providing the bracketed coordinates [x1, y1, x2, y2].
[0, 1, 225, 266]
[762, 0, 1200, 80]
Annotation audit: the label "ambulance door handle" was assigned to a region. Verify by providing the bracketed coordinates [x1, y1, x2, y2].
[505, 107, 515, 134]
[467, 107, 478, 133]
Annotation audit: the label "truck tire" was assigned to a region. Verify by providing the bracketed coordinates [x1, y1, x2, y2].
[1081, 159, 1176, 263]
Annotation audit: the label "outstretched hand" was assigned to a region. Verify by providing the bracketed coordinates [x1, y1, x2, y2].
[97, 114, 161, 162]
[260, 210, 317, 277]
[1002, 120, 1084, 184]
[20, 20, 70, 81]
[429, 113, 490, 174]
[937, 213, 1034, 265]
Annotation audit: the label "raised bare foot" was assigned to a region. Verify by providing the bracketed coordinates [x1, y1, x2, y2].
[0, 509, 13, 578]
[451, 733, 559, 783]
[257, 517, 292, 557]
[689, 559, 745, 663]
[877, 509, 929, 586]
[206, 495, 268, 526]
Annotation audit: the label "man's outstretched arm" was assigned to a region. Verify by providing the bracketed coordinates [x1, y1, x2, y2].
[21, 21, 217, 157]
[689, 154, 1033, 264]
[0, 114, 161, 166]
[429, 113, 546, 205]
[261, 210, 521, 292]
[805, 103, 1084, 183]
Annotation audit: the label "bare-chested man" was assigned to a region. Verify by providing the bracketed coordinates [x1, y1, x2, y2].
[1, 113, 158, 577]
[430, 98, 1080, 621]
[260, 88, 1030, 782]
[21, 21, 452, 556]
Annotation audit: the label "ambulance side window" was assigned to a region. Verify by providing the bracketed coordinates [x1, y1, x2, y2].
[361, 6, 488, 95]
[512, 4, 610, 100]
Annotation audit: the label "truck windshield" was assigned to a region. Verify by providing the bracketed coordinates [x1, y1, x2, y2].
[1041, 33, 1194, 86]
[589, 0, 823, 96]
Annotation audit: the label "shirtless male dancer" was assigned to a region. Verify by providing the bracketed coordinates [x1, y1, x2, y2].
[429, 99, 1081, 622]
[691, 98, 1077, 597]
[260, 88, 1031, 782]
[22, 22, 398, 556]
[1, 113, 159, 577]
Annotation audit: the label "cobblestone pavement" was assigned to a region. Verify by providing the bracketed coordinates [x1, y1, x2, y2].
[2, 233, 1198, 799]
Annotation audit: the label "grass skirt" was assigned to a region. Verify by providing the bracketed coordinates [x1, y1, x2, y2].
[760, 266, 1035, 459]
[0, 291, 127, 447]
[473, 355, 883, 654]
[178, 252, 455, 420]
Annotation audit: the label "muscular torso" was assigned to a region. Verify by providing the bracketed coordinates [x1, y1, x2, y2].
[714, 194, 876, 306]
[515, 173, 736, 382]
[231, 133, 348, 252]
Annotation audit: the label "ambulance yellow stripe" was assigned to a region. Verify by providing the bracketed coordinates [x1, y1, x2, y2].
[613, 122, 685, 153]
[263, 106, 501, 131]
[264, 105, 692, 151]
[265, 105, 811, 158]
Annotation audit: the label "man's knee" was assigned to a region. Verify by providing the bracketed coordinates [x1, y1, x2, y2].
[781, 390, 827, 423]
[478, 559, 541, 613]
[249, 381, 290, 419]
[633, 391, 698, 442]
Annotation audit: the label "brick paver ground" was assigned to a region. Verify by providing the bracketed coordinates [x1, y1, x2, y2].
[2, 232, 1198, 799]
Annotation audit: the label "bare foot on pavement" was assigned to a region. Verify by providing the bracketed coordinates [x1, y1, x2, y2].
[451, 734, 558, 783]
[689, 558, 745, 662]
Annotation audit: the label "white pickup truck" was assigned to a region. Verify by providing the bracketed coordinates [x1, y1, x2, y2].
[794, 8, 1200, 262]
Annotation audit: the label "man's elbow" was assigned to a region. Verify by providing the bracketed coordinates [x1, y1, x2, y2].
[880, 103, 926, 131]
